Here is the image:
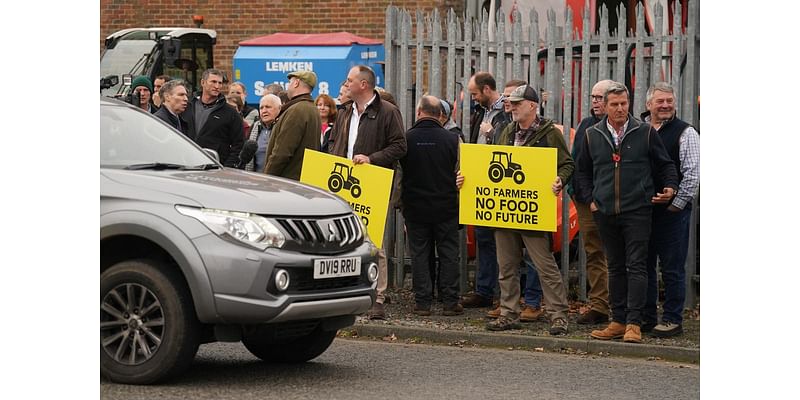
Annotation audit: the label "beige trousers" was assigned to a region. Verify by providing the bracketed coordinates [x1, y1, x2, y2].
[574, 201, 609, 314]
[494, 230, 569, 321]
[375, 248, 388, 304]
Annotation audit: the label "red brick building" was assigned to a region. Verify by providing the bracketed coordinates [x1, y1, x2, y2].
[100, 0, 465, 76]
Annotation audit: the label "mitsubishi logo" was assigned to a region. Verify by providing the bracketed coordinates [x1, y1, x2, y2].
[327, 223, 339, 242]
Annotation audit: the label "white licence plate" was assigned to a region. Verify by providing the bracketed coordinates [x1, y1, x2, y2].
[313, 257, 361, 279]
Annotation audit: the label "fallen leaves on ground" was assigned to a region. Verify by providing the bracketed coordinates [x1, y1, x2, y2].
[382, 333, 397, 342]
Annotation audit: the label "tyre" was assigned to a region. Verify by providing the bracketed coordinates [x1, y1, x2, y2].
[488, 164, 504, 183]
[328, 175, 343, 192]
[242, 327, 337, 363]
[100, 259, 200, 384]
[513, 170, 525, 184]
[350, 185, 362, 198]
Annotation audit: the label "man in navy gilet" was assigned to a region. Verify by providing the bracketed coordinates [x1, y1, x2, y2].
[575, 81, 678, 344]
[640, 82, 700, 338]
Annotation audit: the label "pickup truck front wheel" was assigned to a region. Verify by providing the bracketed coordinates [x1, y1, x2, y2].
[100, 259, 200, 384]
[242, 327, 337, 363]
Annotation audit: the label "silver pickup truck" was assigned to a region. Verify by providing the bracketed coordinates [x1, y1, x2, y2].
[100, 98, 378, 384]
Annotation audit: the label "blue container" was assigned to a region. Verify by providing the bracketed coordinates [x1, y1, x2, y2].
[233, 32, 385, 105]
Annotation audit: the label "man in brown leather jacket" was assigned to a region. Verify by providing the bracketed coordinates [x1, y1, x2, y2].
[329, 65, 407, 319]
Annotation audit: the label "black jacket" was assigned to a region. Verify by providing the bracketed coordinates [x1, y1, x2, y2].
[400, 118, 459, 223]
[153, 106, 189, 137]
[185, 94, 244, 167]
[567, 111, 603, 200]
[320, 122, 334, 153]
[468, 102, 511, 144]
[574, 115, 678, 215]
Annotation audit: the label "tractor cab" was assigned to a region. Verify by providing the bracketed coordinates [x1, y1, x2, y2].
[100, 26, 216, 98]
[331, 163, 354, 181]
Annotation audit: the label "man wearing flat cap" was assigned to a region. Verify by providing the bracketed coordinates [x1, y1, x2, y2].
[264, 70, 321, 180]
[485, 85, 573, 336]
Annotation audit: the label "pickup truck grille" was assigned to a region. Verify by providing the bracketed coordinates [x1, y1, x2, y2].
[274, 214, 364, 254]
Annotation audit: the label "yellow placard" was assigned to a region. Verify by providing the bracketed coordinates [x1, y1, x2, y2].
[300, 149, 394, 247]
[459, 143, 557, 232]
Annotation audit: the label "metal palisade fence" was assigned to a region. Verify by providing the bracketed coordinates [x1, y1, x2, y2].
[383, 0, 700, 308]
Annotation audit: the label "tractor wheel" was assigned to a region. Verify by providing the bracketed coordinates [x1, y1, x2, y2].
[513, 170, 525, 184]
[488, 164, 504, 183]
[327, 175, 343, 192]
[351, 185, 362, 198]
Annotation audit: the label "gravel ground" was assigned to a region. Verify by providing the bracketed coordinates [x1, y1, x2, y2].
[354, 287, 700, 349]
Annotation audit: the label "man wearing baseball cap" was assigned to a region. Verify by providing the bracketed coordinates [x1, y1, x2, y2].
[264, 70, 321, 180]
[486, 85, 574, 336]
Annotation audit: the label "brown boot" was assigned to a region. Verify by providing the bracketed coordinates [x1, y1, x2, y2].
[367, 302, 386, 320]
[519, 305, 544, 322]
[623, 324, 642, 343]
[590, 321, 626, 340]
[461, 293, 493, 308]
[486, 306, 501, 319]
[576, 309, 609, 325]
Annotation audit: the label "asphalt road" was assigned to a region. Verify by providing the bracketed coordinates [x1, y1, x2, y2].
[101, 338, 699, 400]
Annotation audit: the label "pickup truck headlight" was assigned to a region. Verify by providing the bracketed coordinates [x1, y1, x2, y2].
[176, 206, 285, 250]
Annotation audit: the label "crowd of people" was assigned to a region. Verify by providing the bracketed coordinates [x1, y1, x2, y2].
[123, 65, 699, 342]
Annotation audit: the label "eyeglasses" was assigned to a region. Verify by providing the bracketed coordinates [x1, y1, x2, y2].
[590, 95, 603, 102]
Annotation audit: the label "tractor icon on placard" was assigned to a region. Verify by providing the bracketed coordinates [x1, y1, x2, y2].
[488, 151, 525, 184]
[328, 162, 362, 198]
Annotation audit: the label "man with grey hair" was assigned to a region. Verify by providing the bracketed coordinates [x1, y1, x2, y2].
[264, 71, 321, 180]
[487, 85, 573, 335]
[153, 79, 189, 135]
[640, 81, 700, 338]
[245, 94, 282, 172]
[185, 68, 244, 167]
[401, 95, 462, 316]
[484, 78, 546, 323]
[330, 65, 407, 319]
[575, 81, 678, 344]
[570, 79, 614, 325]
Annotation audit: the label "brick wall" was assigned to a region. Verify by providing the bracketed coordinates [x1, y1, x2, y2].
[100, 0, 466, 76]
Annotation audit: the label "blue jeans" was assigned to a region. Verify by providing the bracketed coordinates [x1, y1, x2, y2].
[474, 226, 499, 298]
[644, 206, 691, 325]
[522, 251, 543, 308]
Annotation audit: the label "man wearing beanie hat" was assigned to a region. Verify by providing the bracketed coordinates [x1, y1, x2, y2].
[263, 70, 320, 180]
[130, 75, 155, 113]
